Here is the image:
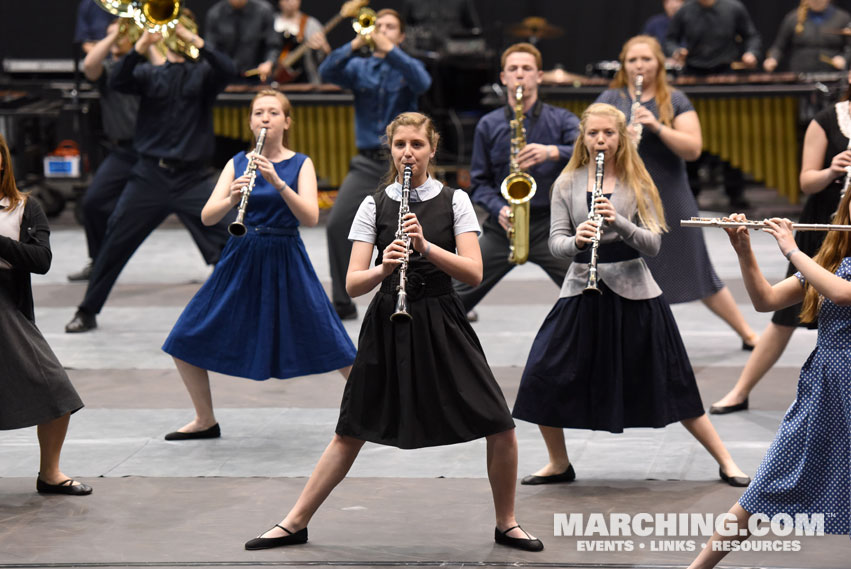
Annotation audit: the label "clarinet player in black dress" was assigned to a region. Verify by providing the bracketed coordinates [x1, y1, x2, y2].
[244, 112, 542, 552]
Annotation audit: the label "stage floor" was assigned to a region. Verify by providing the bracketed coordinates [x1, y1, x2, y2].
[0, 186, 845, 568]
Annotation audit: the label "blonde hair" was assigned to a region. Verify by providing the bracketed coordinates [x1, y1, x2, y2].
[0, 133, 25, 211]
[611, 35, 674, 128]
[382, 112, 440, 185]
[564, 103, 667, 233]
[800, 186, 851, 322]
[248, 89, 293, 147]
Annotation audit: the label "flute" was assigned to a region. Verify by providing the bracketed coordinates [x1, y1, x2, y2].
[681, 217, 851, 231]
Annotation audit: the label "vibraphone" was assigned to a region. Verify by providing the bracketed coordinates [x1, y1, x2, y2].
[522, 72, 840, 203]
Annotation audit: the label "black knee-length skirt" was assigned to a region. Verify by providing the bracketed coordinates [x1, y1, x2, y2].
[513, 282, 704, 433]
[0, 279, 83, 430]
[336, 290, 514, 449]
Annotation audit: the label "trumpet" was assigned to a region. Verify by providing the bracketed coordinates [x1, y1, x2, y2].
[228, 127, 267, 237]
[391, 165, 413, 322]
[500, 85, 537, 264]
[583, 151, 606, 295]
[352, 7, 376, 51]
[680, 217, 851, 231]
[630, 74, 644, 143]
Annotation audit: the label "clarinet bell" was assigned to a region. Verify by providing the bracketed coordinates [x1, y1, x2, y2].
[390, 291, 412, 322]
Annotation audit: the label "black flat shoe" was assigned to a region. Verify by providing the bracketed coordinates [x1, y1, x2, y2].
[164, 423, 221, 441]
[741, 340, 755, 351]
[36, 476, 93, 496]
[494, 525, 544, 552]
[719, 467, 751, 488]
[520, 464, 575, 485]
[245, 525, 308, 550]
[65, 310, 97, 333]
[709, 398, 748, 415]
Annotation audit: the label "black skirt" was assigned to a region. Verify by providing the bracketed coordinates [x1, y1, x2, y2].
[513, 282, 704, 433]
[0, 275, 83, 430]
[336, 289, 515, 449]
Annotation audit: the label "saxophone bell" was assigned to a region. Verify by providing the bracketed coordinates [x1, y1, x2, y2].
[500, 85, 537, 265]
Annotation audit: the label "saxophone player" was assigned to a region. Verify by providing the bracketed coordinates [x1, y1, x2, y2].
[454, 43, 579, 321]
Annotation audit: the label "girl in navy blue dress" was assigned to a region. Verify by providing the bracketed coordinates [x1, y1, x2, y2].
[162, 90, 356, 440]
[244, 112, 543, 552]
[689, 208, 851, 567]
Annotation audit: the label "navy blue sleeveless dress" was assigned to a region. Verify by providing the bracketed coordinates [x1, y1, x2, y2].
[162, 151, 356, 380]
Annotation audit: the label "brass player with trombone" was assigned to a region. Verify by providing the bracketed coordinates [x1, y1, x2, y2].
[512, 103, 750, 488]
[245, 112, 543, 552]
[454, 43, 578, 321]
[162, 90, 355, 440]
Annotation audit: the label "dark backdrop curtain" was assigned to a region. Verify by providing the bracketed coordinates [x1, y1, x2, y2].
[0, 1, 831, 77]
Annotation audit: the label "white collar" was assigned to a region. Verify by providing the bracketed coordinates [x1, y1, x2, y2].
[384, 176, 443, 202]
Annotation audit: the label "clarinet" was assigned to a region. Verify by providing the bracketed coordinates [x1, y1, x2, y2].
[391, 165, 414, 322]
[583, 151, 606, 295]
[630, 74, 644, 143]
[228, 127, 268, 237]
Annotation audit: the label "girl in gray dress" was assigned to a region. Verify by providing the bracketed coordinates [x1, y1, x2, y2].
[0, 134, 91, 495]
[596, 35, 759, 350]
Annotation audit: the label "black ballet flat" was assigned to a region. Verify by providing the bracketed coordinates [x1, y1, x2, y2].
[520, 464, 576, 485]
[719, 467, 751, 488]
[709, 399, 748, 415]
[494, 525, 544, 552]
[741, 340, 756, 351]
[164, 423, 221, 441]
[245, 525, 308, 550]
[36, 476, 93, 496]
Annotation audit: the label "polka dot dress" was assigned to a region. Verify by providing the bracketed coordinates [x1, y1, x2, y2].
[739, 259, 851, 535]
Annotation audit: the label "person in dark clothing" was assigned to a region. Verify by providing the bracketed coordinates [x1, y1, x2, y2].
[0, 133, 91, 496]
[75, 0, 113, 53]
[642, 0, 683, 50]
[454, 43, 579, 320]
[319, 8, 431, 320]
[65, 19, 236, 333]
[666, 0, 762, 209]
[67, 19, 141, 282]
[763, 0, 851, 73]
[205, 0, 281, 82]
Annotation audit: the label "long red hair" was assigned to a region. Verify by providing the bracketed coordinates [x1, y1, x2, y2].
[0, 133, 25, 211]
[611, 35, 674, 128]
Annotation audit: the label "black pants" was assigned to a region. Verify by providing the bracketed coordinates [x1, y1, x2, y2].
[453, 214, 569, 311]
[326, 153, 387, 307]
[81, 145, 137, 260]
[79, 157, 230, 315]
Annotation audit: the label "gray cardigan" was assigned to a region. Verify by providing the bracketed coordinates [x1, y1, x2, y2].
[549, 167, 663, 300]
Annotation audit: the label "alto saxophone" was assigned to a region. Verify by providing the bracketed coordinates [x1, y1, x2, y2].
[391, 165, 413, 322]
[630, 74, 644, 143]
[500, 85, 537, 265]
[228, 127, 267, 237]
[583, 151, 606, 295]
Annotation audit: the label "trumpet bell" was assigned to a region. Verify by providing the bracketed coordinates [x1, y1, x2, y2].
[139, 0, 181, 28]
[352, 7, 376, 49]
[94, 0, 136, 18]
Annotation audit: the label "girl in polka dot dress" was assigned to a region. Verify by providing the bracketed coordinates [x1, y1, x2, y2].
[688, 205, 851, 568]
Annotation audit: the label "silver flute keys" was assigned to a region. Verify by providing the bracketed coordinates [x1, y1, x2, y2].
[228, 127, 268, 237]
[391, 165, 414, 322]
[630, 74, 644, 143]
[584, 151, 606, 295]
[681, 217, 851, 231]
